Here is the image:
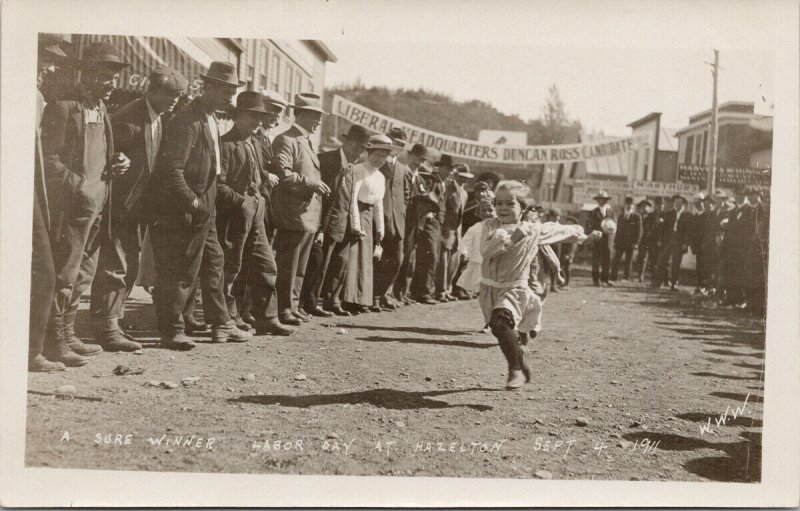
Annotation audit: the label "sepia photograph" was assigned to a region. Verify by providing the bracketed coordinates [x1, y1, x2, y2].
[1, 0, 798, 507]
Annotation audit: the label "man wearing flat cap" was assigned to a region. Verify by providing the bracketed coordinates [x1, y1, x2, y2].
[370, 127, 412, 311]
[654, 194, 691, 290]
[610, 196, 642, 281]
[40, 41, 132, 366]
[149, 61, 252, 349]
[29, 33, 69, 372]
[216, 91, 293, 336]
[270, 93, 331, 326]
[86, 66, 189, 352]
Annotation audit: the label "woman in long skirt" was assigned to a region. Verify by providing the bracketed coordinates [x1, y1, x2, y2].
[342, 134, 401, 313]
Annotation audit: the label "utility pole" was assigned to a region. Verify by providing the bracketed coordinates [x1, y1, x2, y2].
[708, 49, 720, 195]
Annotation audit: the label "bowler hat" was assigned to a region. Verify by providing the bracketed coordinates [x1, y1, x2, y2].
[38, 33, 68, 58]
[624, 196, 634, 204]
[201, 61, 244, 87]
[341, 124, 371, 147]
[261, 89, 287, 110]
[435, 154, 454, 167]
[713, 189, 728, 200]
[367, 134, 403, 153]
[637, 199, 652, 208]
[672, 193, 686, 202]
[236, 91, 268, 114]
[453, 163, 474, 179]
[292, 93, 327, 114]
[409, 143, 431, 160]
[80, 41, 128, 71]
[388, 127, 408, 143]
[148, 66, 188, 92]
[593, 190, 611, 201]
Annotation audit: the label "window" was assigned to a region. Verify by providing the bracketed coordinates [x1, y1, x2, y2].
[700, 130, 709, 165]
[270, 54, 280, 92]
[284, 62, 293, 102]
[294, 70, 302, 95]
[260, 74, 267, 90]
[247, 39, 256, 66]
[642, 147, 650, 180]
[261, 44, 269, 78]
[684, 135, 694, 164]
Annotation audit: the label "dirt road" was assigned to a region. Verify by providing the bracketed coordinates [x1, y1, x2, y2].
[25, 267, 765, 481]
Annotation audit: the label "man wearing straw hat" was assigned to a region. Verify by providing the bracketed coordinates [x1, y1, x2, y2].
[270, 93, 331, 326]
[588, 190, 614, 286]
[41, 41, 131, 366]
[149, 61, 252, 350]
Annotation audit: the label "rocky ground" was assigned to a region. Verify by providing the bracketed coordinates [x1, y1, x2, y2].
[25, 266, 764, 482]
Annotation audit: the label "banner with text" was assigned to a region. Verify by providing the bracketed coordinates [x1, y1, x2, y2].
[573, 179, 701, 204]
[332, 95, 647, 165]
[678, 164, 771, 188]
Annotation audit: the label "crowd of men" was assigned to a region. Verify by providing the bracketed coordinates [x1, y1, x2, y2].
[29, 36, 498, 372]
[586, 186, 769, 313]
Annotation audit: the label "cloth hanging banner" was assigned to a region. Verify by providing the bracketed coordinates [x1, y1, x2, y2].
[331, 95, 647, 165]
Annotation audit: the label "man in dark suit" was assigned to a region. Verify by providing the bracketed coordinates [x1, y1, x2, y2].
[395, 144, 432, 304]
[253, 90, 286, 243]
[303, 124, 369, 317]
[588, 190, 614, 286]
[655, 194, 692, 289]
[149, 61, 252, 350]
[29, 34, 69, 372]
[610, 196, 642, 281]
[217, 91, 293, 336]
[435, 163, 471, 301]
[411, 164, 445, 304]
[270, 93, 331, 326]
[373, 128, 412, 311]
[41, 42, 131, 366]
[89, 67, 187, 352]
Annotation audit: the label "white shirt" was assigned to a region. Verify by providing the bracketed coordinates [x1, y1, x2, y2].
[351, 161, 385, 237]
[145, 97, 162, 171]
[207, 113, 221, 175]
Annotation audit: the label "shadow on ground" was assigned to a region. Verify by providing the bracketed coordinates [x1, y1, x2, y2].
[231, 387, 496, 411]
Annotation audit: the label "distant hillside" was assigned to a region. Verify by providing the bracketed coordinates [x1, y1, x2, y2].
[321, 85, 582, 148]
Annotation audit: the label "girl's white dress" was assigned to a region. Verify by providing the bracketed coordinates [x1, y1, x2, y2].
[478, 219, 586, 333]
[455, 221, 484, 293]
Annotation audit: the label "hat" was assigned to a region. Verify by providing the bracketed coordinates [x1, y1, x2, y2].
[341, 124, 370, 147]
[292, 93, 326, 114]
[565, 215, 580, 224]
[418, 161, 434, 175]
[713, 189, 728, 200]
[80, 41, 128, 71]
[235, 91, 268, 114]
[474, 181, 490, 191]
[624, 196, 634, 204]
[672, 193, 686, 202]
[261, 89, 287, 110]
[38, 33, 68, 58]
[593, 190, 611, 201]
[388, 127, 408, 143]
[148, 66, 188, 92]
[366, 134, 403, 153]
[453, 163, 474, 179]
[435, 154, 454, 167]
[694, 192, 706, 202]
[409, 143, 431, 160]
[653, 196, 664, 203]
[200, 61, 244, 87]
[637, 199, 652, 208]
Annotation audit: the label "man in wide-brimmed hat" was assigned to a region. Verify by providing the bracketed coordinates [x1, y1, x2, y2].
[40, 41, 133, 367]
[270, 93, 331, 326]
[149, 60, 251, 350]
[588, 190, 614, 286]
[29, 33, 70, 372]
[300, 123, 370, 317]
[653, 193, 691, 290]
[88, 65, 190, 354]
[610, 196, 642, 282]
[372, 127, 414, 311]
[214, 91, 294, 338]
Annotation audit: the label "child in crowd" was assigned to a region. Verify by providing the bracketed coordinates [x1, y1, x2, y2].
[479, 181, 600, 390]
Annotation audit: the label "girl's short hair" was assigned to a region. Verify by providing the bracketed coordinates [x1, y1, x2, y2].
[495, 180, 532, 209]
